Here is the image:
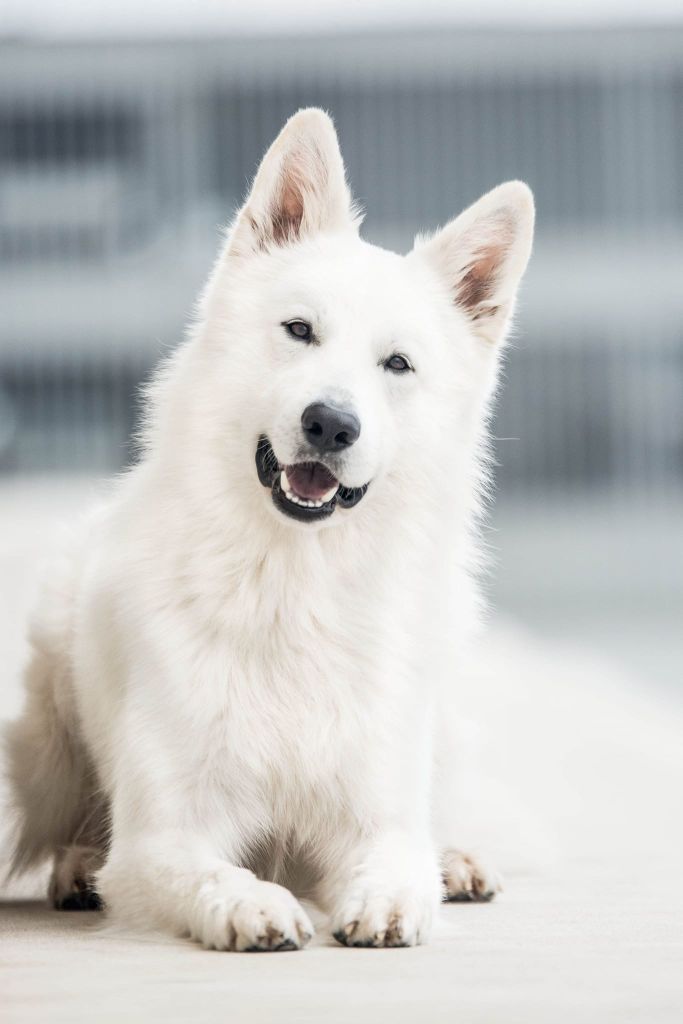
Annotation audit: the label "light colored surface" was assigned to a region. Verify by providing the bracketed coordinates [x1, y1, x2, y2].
[1, 476, 682, 1023]
[2, 864, 682, 1024]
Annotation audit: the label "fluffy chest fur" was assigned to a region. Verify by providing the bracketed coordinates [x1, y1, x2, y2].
[73, 474, 444, 855]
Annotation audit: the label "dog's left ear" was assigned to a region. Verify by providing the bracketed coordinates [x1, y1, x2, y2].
[228, 108, 356, 258]
[414, 181, 535, 345]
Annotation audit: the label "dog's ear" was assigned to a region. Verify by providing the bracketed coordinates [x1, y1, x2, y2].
[414, 182, 534, 345]
[228, 108, 356, 258]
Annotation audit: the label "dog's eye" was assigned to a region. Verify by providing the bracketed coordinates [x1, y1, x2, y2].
[282, 319, 313, 342]
[383, 353, 414, 373]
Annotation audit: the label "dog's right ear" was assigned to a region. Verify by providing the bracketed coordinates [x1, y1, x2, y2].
[412, 181, 535, 347]
[227, 108, 357, 258]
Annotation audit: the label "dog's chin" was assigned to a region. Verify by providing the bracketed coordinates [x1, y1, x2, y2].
[255, 435, 369, 525]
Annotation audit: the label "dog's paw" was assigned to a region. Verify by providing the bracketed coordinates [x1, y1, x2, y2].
[332, 890, 434, 948]
[442, 849, 502, 903]
[53, 880, 103, 911]
[49, 845, 104, 911]
[190, 878, 314, 952]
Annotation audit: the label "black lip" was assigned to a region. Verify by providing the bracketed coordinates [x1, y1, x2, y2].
[255, 435, 368, 523]
[255, 435, 280, 488]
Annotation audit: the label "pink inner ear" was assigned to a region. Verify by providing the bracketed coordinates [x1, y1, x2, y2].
[455, 212, 515, 314]
[458, 248, 503, 311]
[270, 177, 306, 245]
[268, 140, 331, 246]
[282, 183, 304, 220]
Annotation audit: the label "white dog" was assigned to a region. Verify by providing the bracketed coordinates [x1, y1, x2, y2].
[5, 109, 534, 950]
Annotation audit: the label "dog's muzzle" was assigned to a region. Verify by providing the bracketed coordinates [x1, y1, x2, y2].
[255, 435, 369, 523]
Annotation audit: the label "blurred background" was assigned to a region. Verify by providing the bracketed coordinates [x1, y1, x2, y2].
[1, 1, 682, 702]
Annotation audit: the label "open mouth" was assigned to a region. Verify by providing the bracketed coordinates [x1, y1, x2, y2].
[255, 435, 369, 523]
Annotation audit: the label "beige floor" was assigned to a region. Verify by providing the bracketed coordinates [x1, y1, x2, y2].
[1, 478, 682, 1023]
[3, 860, 682, 1024]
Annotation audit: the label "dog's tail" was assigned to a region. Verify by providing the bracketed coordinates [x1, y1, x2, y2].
[3, 545, 103, 879]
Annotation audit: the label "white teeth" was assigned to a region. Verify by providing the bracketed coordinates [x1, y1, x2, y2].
[280, 469, 291, 493]
[320, 484, 340, 503]
[284, 492, 332, 508]
[283, 489, 314, 509]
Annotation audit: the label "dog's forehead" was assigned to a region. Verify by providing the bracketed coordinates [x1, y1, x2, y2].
[272, 236, 437, 329]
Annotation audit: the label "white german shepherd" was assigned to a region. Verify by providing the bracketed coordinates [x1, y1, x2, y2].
[5, 110, 534, 950]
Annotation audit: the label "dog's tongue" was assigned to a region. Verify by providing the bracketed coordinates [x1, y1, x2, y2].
[285, 462, 339, 501]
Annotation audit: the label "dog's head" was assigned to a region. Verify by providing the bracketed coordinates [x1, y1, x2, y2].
[198, 109, 534, 530]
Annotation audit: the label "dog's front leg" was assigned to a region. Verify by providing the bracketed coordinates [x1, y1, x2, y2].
[97, 821, 313, 951]
[321, 827, 442, 948]
[98, 828, 313, 951]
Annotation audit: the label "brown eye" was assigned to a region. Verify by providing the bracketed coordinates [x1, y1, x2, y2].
[384, 353, 413, 373]
[282, 319, 312, 342]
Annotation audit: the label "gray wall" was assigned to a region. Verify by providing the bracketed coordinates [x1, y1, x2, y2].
[1, 29, 682, 506]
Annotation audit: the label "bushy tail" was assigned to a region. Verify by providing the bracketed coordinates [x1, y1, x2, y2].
[3, 545, 104, 878]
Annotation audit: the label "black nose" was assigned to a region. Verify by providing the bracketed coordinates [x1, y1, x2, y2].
[301, 402, 361, 453]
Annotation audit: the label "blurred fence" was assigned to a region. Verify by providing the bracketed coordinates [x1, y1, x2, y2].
[1, 28, 682, 504]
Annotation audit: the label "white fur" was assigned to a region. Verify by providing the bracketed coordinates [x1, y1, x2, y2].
[4, 109, 534, 950]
